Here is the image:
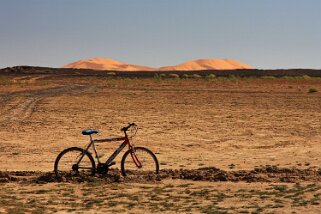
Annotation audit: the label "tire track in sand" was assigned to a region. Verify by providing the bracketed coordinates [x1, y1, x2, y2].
[0, 85, 88, 125]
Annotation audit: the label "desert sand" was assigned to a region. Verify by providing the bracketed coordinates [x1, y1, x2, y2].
[0, 71, 321, 213]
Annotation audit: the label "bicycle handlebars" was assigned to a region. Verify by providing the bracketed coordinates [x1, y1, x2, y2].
[121, 123, 137, 132]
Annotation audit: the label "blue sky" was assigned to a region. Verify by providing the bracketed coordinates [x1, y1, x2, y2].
[1, 0, 321, 69]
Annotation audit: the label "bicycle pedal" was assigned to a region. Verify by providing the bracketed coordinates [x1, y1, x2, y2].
[108, 161, 116, 167]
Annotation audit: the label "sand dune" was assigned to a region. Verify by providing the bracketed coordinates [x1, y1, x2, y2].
[63, 58, 155, 71]
[63, 58, 253, 71]
[159, 59, 253, 71]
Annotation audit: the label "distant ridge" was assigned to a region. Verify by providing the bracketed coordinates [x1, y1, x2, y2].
[63, 58, 253, 71]
[2, 66, 321, 78]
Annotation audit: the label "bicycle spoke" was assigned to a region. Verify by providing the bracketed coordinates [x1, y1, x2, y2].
[54, 147, 95, 177]
[78, 167, 94, 169]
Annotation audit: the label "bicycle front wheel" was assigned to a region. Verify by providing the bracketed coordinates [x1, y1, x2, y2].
[121, 147, 159, 176]
[54, 147, 96, 178]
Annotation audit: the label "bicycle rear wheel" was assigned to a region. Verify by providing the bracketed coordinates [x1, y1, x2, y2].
[121, 147, 159, 176]
[54, 147, 96, 178]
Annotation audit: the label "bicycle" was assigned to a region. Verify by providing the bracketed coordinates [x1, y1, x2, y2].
[54, 123, 159, 178]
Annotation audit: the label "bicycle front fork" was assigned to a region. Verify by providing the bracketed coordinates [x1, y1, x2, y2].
[131, 151, 142, 168]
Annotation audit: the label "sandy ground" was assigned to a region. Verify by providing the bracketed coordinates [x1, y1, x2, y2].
[0, 74, 320, 213]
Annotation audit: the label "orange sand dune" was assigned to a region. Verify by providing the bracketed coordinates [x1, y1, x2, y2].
[63, 58, 155, 71]
[63, 58, 253, 71]
[159, 59, 253, 71]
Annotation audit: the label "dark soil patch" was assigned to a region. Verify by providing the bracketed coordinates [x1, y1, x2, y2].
[1, 66, 321, 78]
[1, 166, 321, 184]
[160, 166, 321, 183]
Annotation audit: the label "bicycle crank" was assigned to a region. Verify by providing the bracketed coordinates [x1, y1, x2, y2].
[96, 162, 115, 175]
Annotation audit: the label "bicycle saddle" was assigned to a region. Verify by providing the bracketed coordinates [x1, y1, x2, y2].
[82, 130, 98, 135]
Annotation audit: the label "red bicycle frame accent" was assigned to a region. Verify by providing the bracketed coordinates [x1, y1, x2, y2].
[93, 134, 142, 168]
[125, 136, 142, 168]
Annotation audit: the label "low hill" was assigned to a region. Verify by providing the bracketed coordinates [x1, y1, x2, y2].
[1, 66, 321, 78]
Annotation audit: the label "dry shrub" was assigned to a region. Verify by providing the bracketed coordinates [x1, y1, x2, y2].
[308, 86, 318, 93]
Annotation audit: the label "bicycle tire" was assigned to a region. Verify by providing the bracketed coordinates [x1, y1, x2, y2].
[121, 147, 159, 176]
[54, 147, 96, 178]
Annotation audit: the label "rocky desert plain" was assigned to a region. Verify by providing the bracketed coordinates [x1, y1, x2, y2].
[0, 59, 321, 213]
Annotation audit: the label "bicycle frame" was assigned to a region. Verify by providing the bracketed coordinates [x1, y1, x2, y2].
[78, 134, 142, 168]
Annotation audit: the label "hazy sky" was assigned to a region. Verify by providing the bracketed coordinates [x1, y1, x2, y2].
[1, 0, 321, 69]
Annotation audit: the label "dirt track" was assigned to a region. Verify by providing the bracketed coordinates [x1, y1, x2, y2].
[0, 85, 88, 124]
